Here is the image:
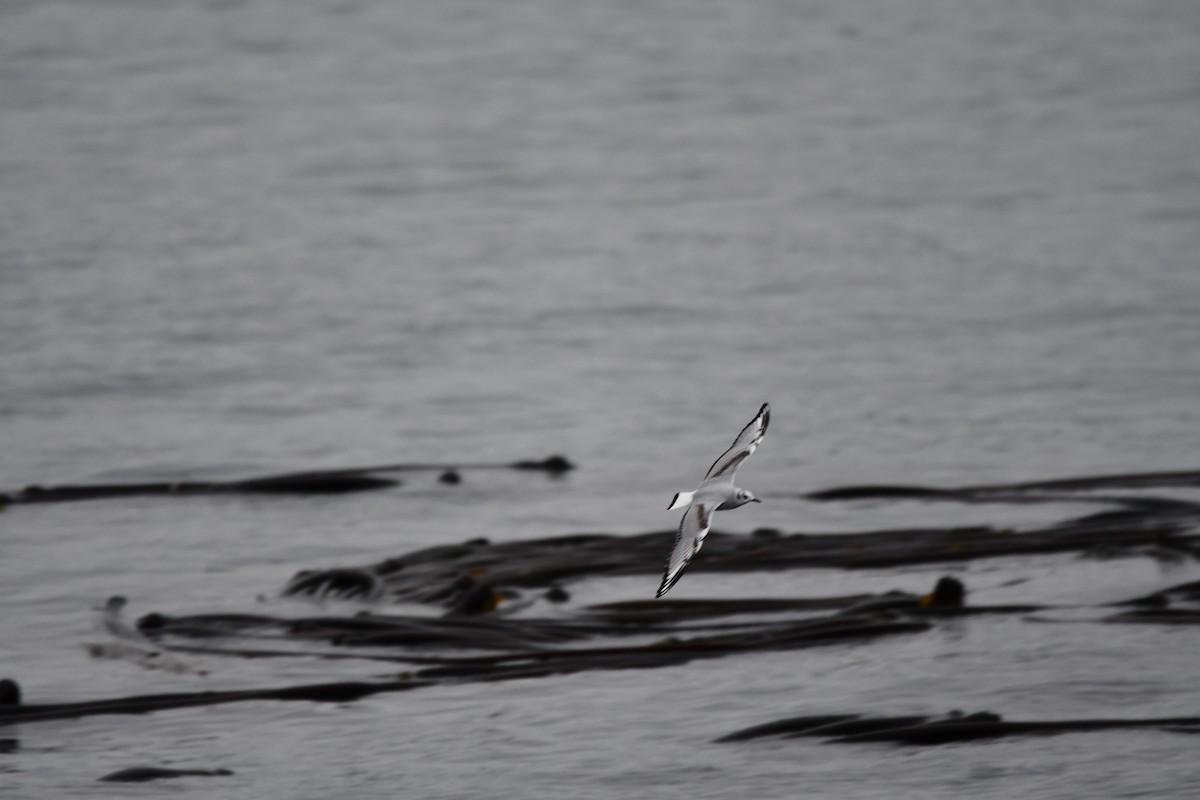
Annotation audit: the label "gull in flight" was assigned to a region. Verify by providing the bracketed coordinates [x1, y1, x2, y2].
[657, 403, 770, 597]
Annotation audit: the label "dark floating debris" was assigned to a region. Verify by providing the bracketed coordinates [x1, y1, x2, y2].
[0, 623, 927, 730]
[95, 574, 1024, 691]
[0, 679, 21, 707]
[1104, 608, 1200, 624]
[2, 454, 574, 504]
[1113, 578, 1200, 609]
[0, 678, 432, 728]
[100, 766, 234, 783]
[717, 710, 1200, 745]
[126, 573, 1041, 673]
[0, 607, 926, 730]
[511, 455, 575, 474]
[285, 568, 386, 603]
[586, 597, 873, 622]
[9, 563, 1200, 731]
[136, 595, 933, 667]
[713, 713, 865, 742]
[583, 579, 1040, 626]
[283, 502, 1198, 608]
[7, 467, 1197, 734]
[11, 474, 400, 503]
[1101, 578, 1200, 624]
[807, 468, 1200, 505]
[544, 585, 570, 603]
[315, 455, 575, 475]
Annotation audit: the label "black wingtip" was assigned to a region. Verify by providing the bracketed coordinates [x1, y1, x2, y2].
[667, 492, 680, 510]
[656, 560, 689, 598]
[656, 564, 676, 597]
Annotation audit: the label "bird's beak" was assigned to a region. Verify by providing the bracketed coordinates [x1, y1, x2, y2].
[751, 497, 762, 503]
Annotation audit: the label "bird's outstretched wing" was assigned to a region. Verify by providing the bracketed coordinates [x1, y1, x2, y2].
[703, 402, 770, 482]
[656, 503, 713, 597]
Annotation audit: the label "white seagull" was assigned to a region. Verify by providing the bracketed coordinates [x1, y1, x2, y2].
[657, 403, 770, 597]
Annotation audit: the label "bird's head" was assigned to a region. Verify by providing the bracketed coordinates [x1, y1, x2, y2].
[734, 488, 761, 507]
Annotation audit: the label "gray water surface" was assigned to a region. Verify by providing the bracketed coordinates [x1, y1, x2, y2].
[3, 1, 1200, 797]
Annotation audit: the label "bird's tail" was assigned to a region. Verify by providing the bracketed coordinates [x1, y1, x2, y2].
[667, 490, 695, 510]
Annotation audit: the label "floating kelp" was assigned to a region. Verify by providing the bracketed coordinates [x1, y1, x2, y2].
[583, 577, 1042, 625]
[584, 596, 876, 623]
[137, 603, 931, 665]
[283, 506, 1199, 608]
[717, 710, 1200, 745]
[7, 466, 1197, 736]
[1112, 578, 1200, 609]
[715, 713, 935, 742]
[301, 455, 575, 475]
[5, 474, 400, 503]
[806, 468, 1200, 504]
[123, 580, 949, 685]
[10, 565, 1200, 731]
[1103, 608, 1200, 624]
[100, 766, 233, 783]
[1100, 578, 1200, 624]
[0, 677, 431, 728]
[714, 713, 866, 742]
[0, 454, 574, 505]
[140, 608, 601, 652]
[402, 615, 930, 682]
[0, 679, 20, 706]
[112, 574, 1040, 687]
[0, 610, 926, 729]
[108, 580, 977, 686]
